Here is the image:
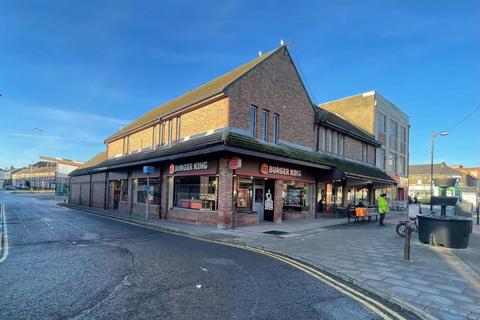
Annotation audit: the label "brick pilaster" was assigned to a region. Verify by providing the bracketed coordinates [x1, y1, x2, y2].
[217, 158, 233, 229]
[274, 179, 283, 224]
[160, 165, 168, 219]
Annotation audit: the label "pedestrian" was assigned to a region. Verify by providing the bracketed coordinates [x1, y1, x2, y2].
[413, 196, 422, 214]
[377, 193, 389, 226]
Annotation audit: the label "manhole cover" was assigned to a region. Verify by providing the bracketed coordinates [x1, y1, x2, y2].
[263, 230, 289, 235]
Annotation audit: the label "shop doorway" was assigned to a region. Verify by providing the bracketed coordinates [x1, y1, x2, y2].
[264, 179, 275, 222]
[110, 180, 121, 209]
[253, 180, 265, 221]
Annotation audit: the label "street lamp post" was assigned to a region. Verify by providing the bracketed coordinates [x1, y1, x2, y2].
[430, 130, 448, 211]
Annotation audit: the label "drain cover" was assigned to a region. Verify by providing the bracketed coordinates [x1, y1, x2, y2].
[263, 230, 289, 235]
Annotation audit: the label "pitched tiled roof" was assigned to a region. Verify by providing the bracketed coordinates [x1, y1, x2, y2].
[75, 151, 107, 172]
[225, 133, 393, 183]
[316, 107, 379, 145]
[409, 163, 463, 176]
[39, 156, 83, 166]
[107, 47, 281, 141]
[72, 132, 395, 184]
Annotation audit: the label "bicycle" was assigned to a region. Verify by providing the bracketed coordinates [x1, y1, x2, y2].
[396, 210, 437, 237]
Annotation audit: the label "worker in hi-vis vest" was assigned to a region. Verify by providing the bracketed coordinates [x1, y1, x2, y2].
[377, 193, 389, 226]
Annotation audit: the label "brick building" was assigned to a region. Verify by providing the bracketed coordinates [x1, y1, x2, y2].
[12, 156, 83, 190]
[409, 162, 479, 211]
[69, 46, 395, 228]
[319, 91, 409, 209]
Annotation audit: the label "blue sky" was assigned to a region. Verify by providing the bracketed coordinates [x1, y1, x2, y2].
[1, 0, 479, 169]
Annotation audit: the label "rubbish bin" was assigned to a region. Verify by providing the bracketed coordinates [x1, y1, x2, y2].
[418, 215, 472, 249]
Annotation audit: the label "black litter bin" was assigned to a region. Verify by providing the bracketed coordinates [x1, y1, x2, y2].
[418, 215, 472, 249]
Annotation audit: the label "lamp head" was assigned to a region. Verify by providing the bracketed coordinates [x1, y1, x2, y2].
[439, 131, 448, 136]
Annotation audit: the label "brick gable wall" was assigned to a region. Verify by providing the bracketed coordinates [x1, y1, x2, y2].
[226, 47, 316, 148]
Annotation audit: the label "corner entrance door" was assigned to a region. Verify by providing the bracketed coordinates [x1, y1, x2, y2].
[110, 180, 121, 209]
[253, 180, 265, 221]
[263, 179, 275, 222]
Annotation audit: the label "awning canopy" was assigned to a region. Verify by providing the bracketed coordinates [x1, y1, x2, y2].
[71, 131, 397, 187]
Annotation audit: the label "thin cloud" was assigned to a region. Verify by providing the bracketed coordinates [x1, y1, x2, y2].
[29, 107, 131, 126]
[1, 132, 103, 143]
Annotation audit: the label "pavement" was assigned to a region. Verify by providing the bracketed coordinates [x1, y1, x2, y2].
[0, 191, 411, 320]
[60, 202, 480, 320]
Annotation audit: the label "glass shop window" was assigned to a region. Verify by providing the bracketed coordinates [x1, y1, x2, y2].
[134, 178, 160, 204]
[281, 181, 313, 212]
[234, 177, 253, 211]
[173, 176, 218, 210]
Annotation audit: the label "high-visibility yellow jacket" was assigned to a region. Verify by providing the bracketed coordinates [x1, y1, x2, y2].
[378, 196, 390, 214]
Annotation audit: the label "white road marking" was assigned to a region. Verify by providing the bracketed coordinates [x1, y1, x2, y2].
[0, 203, 9, 263]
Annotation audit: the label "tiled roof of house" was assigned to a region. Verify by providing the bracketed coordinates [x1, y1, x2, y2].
[75, 151, 107, 172]
[107, 47, 281, 142]
[316, 107, 379, 145]
[39, 156, 83, 166]
[409, 163, 461, 175]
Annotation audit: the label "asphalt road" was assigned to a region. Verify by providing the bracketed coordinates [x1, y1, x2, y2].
[0, 192, 385, 320]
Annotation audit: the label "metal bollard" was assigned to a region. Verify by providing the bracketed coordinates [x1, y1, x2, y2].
[404, 222, 412, 261]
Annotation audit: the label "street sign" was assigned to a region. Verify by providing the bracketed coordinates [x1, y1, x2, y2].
[143, 166, 155, 174]
[230, 157, 242, 170]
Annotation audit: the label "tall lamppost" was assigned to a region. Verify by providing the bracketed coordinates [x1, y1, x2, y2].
[430, 130, 448, 211]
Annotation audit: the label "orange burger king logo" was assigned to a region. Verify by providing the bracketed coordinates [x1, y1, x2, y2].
[260, 163, 269, 175]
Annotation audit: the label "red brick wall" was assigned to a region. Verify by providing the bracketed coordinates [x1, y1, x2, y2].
[168, 209, 218, 225]
[217, 158, 233, 228]
[226, 47, 316, 148]
[91, 173, 106, 208]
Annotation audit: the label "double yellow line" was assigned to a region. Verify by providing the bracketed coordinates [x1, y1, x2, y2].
[73, 208, 408, 320]
[0, 203, 9, 263]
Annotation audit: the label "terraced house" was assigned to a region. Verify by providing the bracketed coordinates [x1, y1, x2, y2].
[69, 45, 395, 228]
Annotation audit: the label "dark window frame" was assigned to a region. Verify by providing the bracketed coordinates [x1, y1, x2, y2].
[261, 110, 268, 141]
[271, 114, 279, 144]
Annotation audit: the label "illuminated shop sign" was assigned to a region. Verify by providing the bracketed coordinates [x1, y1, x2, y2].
[169, 161, 208, 174]
[259, 163, 302, 178]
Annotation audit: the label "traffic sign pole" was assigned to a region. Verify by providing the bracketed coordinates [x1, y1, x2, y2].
[146, 174, 149, 221]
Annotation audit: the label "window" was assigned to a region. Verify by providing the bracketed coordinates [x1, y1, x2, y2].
[168, 120, 173, 146]
[318, 126, 326, 151]
[338, 134, 344, 155]
[377, 148, 386, 170]
[120, 179, 128, 201]
[234, 177, 253, 211]
[160, 123, 166, 145]
[173, 176, 218, 210]
[389, 119, 398, 150]
[134, 178, 160, 204]
[362, 143, 368, 162]
[261, 110, 268, 141]
[400, 126, 406, 143]
[388, 152, 397, 173]
[282, 181, 313, 212]
[176, 117, 181, 141]
[399, 155, 406, 175]
[326, 129, 332, 152]
[249, 106, 257, 137]
[271, 114, 279, 144]
[331, 131, 337, 154]
[377, 112, 386, 133]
